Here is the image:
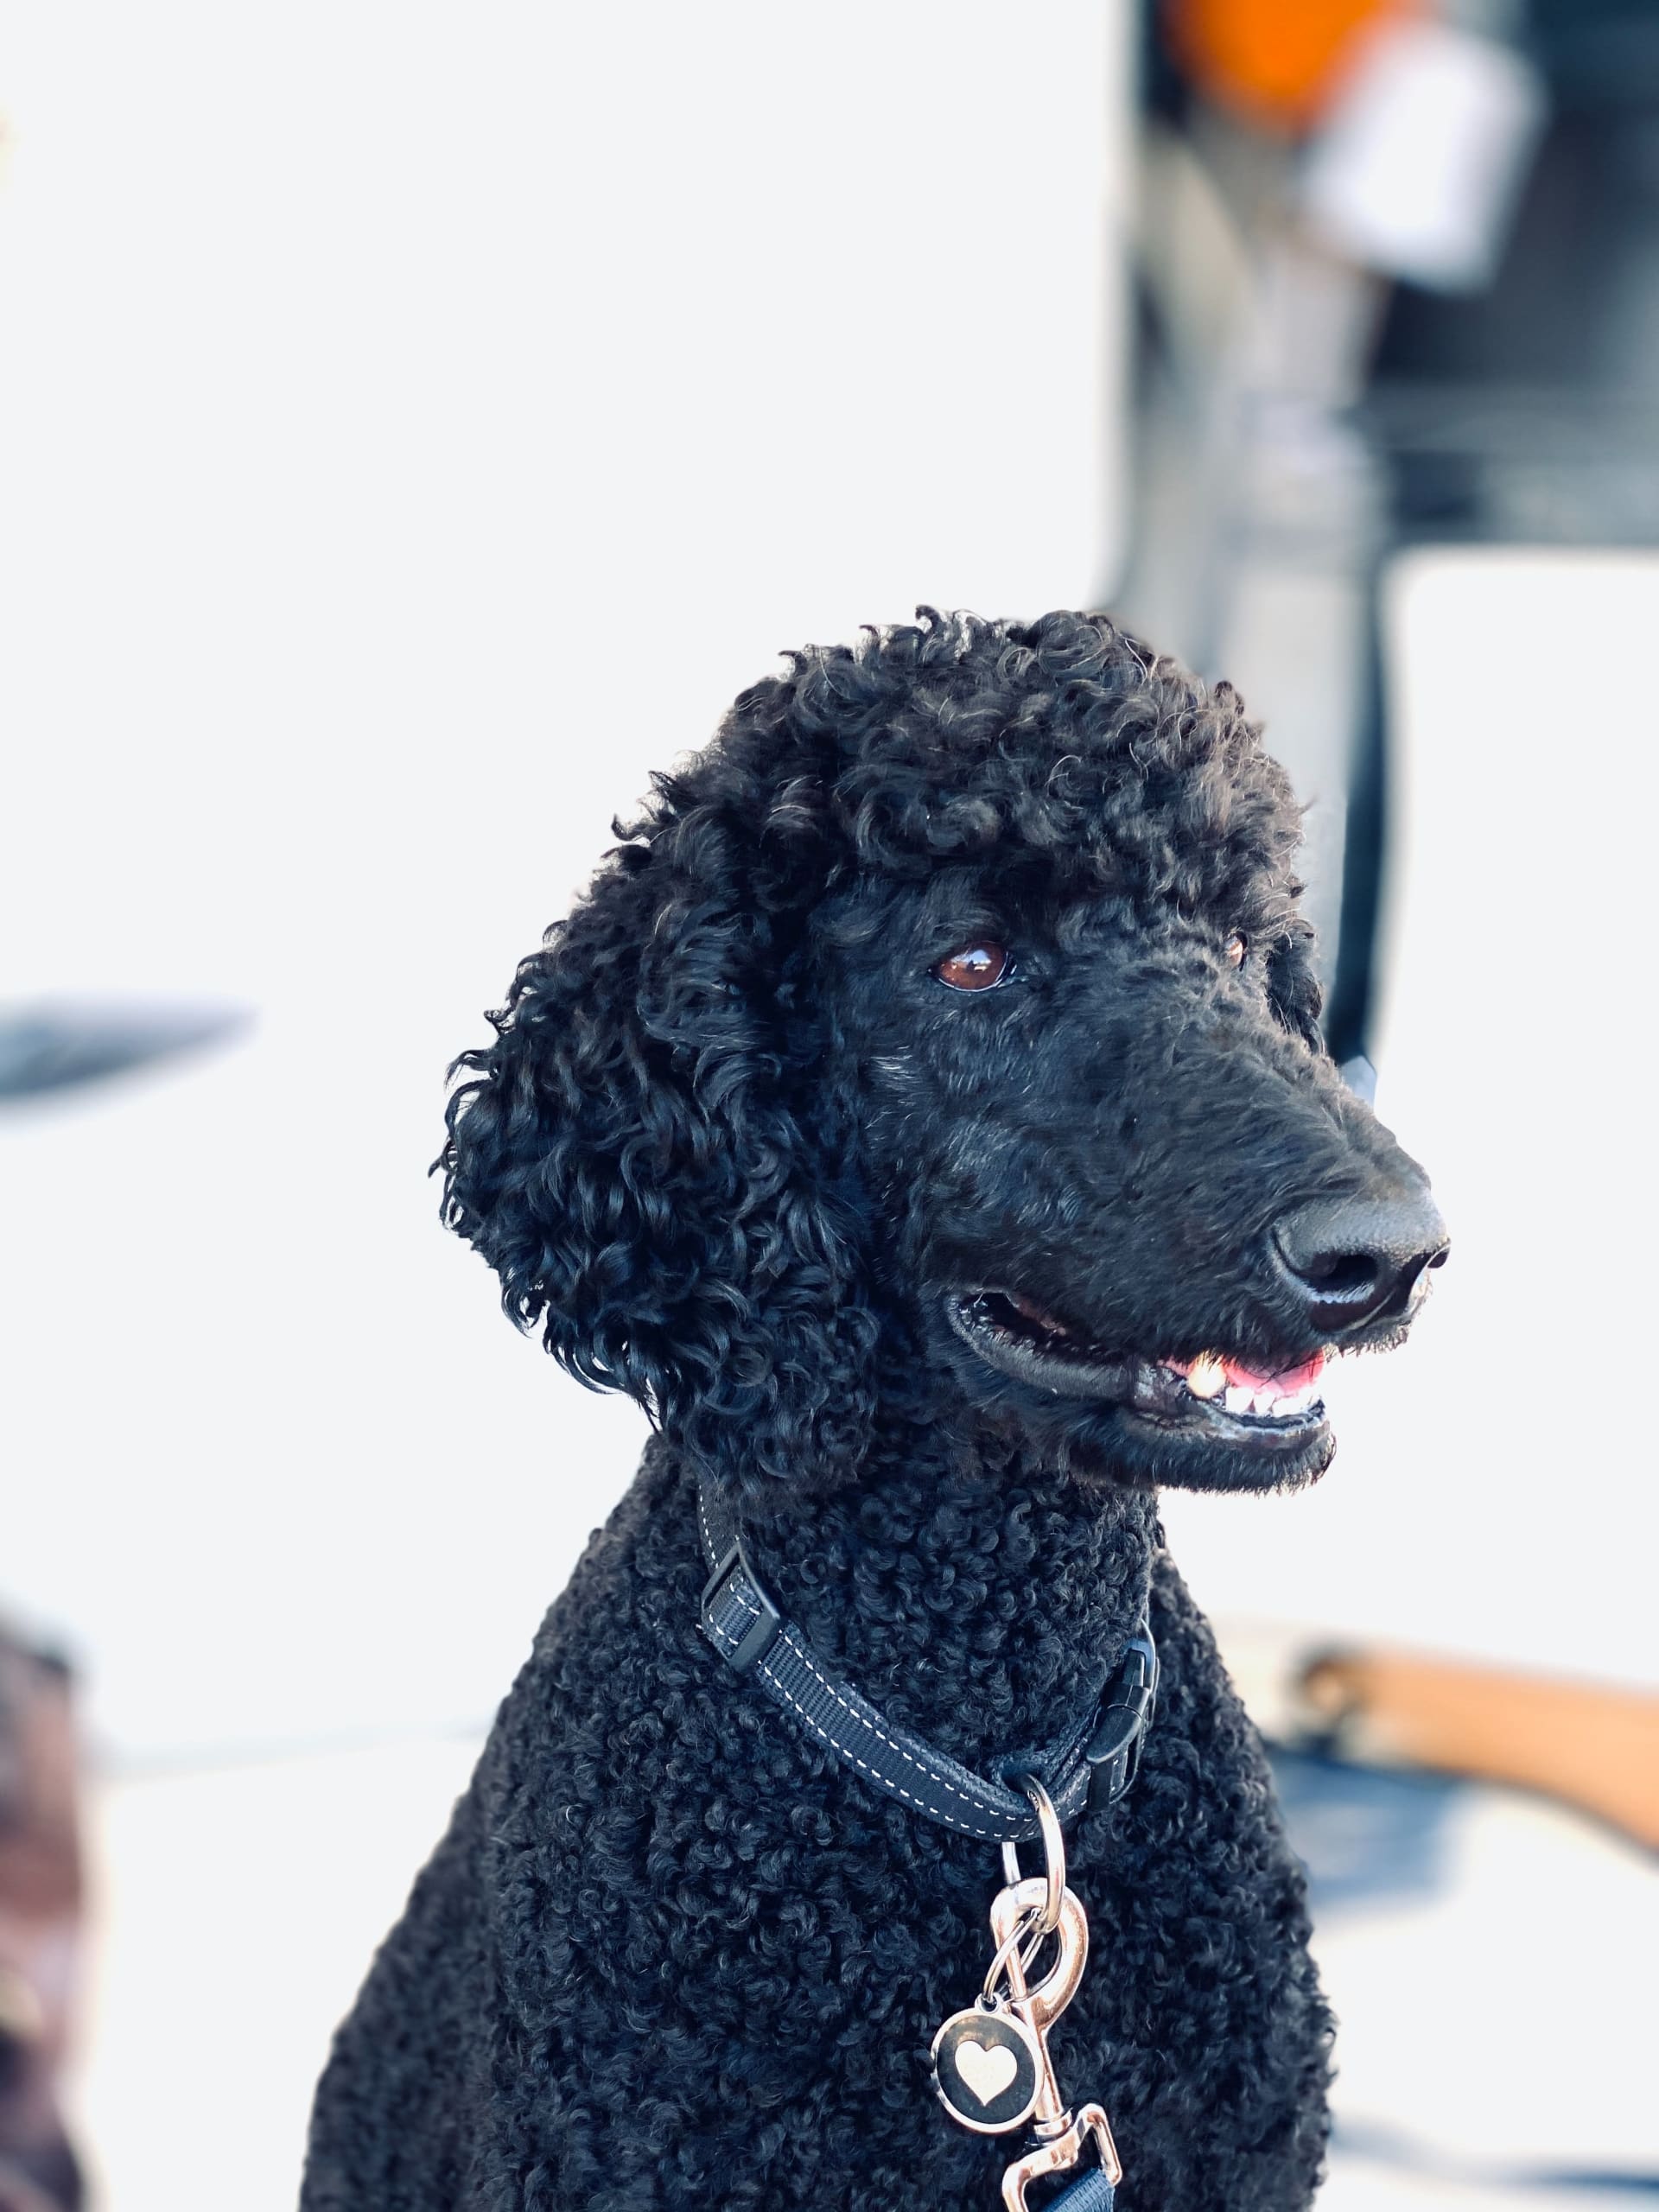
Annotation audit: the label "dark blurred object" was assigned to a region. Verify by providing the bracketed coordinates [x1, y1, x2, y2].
[1297, 1645, 1659, 1851]
[1370, 0, 1659, 547]
[0, 1632, 83, 2212]
[0, 1000, 249, 1106]
[1268, 1744, 1461, 1909]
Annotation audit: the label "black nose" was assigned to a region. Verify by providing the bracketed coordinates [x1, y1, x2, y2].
[1269, 1187, 1449, 1338]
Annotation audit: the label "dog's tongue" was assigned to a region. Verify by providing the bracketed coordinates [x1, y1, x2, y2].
[1220, 1352, 1325, 1396]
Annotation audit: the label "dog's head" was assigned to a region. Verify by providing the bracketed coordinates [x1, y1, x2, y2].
[443, 610, 1445, 1505]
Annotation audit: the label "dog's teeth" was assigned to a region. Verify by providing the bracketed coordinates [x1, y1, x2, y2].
[1269, 1382, 1319, 1417]
[1185, 1352, 1225, 1400]
[1177, 1352, 1325, 1420]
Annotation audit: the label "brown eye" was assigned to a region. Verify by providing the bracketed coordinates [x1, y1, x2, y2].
[1224, 932, 1248, 969]
[933, 942, 1012, 992]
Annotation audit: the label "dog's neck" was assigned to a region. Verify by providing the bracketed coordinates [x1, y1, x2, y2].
[728, 1421, 1160, 1774]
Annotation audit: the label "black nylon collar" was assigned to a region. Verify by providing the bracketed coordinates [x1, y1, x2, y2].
[695, 1476, 1157, 1844]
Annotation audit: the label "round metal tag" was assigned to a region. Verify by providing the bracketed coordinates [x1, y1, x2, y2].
[930, 2004, 1041, 2135]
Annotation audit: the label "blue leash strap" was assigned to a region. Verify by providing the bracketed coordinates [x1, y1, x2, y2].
[1046, 2172, 1116, 2210]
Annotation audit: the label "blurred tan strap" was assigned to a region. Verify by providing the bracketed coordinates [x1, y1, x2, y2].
[1298, 1648, 1659, 1849]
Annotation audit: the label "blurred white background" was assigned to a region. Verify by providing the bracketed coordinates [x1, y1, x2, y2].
[0, 4, 1653, 2209]
[0, 0, 1128, 1764]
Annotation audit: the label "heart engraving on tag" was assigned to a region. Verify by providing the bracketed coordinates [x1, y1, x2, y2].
[956, 2037, 1019, 2106]
[931, 2004, 1040, 2134]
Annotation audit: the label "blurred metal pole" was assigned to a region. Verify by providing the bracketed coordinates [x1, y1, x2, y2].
[1119, 120, 1389, 1039]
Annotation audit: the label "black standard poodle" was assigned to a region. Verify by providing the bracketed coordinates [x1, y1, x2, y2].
[302, 610, 1446, 2212]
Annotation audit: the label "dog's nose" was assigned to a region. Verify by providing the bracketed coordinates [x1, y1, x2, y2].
[1269, 1186, 1449, 1339]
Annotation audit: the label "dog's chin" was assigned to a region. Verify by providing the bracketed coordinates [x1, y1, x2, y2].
[1088, 1398, 1336, 1495]
[940, 1287, 1338, 1496]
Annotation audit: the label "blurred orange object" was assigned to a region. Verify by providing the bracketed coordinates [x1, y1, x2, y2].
[1166, 0, 1421, 132]
[1299, 1647, 1659, 1851]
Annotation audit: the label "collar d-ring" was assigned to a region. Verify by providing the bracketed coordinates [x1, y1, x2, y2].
[1001, 1770, 1065, 1934]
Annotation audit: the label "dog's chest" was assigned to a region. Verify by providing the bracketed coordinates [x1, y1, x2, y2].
[507, 1789, 1140, 2202]
[455, 1459, 1322, 2209]
[491, 1591, 1155, 2201]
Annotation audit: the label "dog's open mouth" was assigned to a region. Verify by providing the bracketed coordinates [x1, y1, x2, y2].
[945, 1288, 1327, 1436]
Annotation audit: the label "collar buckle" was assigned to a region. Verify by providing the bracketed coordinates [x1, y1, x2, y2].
[1084, 1629, 1159, 1813]
[699, 1538, 784, 1674]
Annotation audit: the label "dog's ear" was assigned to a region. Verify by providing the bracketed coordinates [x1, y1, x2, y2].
[440, 820, 878, 1504]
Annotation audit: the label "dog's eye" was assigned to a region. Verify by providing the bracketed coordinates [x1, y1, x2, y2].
[933, 942, 1012, 992]
[1224, 932, 1249, 968]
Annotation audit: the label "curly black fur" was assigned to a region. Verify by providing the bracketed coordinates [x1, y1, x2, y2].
[302, 610, 1440, 2211]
